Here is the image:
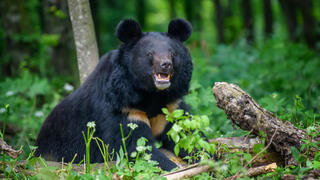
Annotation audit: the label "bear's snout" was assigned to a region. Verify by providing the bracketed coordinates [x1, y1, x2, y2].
[160, 59, 172, 71]
[153, 57, 173, 90]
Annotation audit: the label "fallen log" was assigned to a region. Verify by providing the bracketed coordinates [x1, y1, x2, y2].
[163, 163, 212, 180]
[164, 162, 277, 180]
[212, 82, 319, 165]
[226, 163, 277, 180]
[247, 162, 277, 177]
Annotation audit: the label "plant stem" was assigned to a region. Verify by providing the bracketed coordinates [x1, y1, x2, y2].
[1, 105, 9, 177]
[120, 124, 129, 168]
[2, 105, 9, 140]
[86, 142, 90, 173]
[82, 126, 95, 173]
[2, 153, 5, 177]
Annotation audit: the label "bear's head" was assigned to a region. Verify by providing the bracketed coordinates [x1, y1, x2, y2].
[115, 19, 193, 93]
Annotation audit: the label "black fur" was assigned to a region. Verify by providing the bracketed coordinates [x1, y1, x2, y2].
[168, 19, 192, 42]
[116, 19, 142, 43]
[35, 19, 193, 171]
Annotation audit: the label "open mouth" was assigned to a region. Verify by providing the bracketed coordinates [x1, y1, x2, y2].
[153, 72, 171, 90]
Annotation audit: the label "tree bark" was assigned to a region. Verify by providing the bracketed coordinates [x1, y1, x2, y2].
[212, 82, 319, 166]
[226, 163, 277, 180]
[67, 0, 99, 84]
[247, 163, 277, 177]
[163, 163, 212, 180]
[214, 0, 225, 43]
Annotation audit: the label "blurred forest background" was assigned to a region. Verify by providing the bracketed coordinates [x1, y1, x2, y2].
[0, 0, 320, 155]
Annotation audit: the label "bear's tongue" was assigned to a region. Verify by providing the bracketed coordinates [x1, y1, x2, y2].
[154, 73, 171, 90]
[157, 73, 170, 81]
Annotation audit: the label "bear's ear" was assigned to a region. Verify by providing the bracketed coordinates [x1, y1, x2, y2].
[116, 19, 142, 43]
[168, 19, 192, 42]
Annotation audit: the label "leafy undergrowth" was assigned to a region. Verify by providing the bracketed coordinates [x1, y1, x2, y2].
[1, 38, 320, 179]
[1, 102, 319, 179]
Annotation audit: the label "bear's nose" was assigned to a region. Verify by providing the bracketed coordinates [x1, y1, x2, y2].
[160, 60, 172, 70]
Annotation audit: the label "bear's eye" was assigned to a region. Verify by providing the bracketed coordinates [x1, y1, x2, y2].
[170, 51, 177, 58]
[147, 51, 153, 57]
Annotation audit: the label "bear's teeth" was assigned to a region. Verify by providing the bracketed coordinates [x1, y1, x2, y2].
[156, 73, 170, 80]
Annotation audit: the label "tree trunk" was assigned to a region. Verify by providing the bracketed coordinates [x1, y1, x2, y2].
[279, 0, 298, 42]
[136, 0, 146, 29]
[184, 0, 193, 26]
[241, 0, 254, 43]
[296, 0, 316, 48]
[214, 0, 225, 43]
[263, 0, 273, 36]
[168, 0, 176, 19]
[67, 0, 99, 84]
[212, 82, 319, 166]
[184, 0, 202, 33]
[90, 0, 100, 49]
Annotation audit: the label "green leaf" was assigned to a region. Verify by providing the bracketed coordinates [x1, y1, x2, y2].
[210, 144, 216, 154]
[200, 115, 210, 127]
[171, 132, 180, 143]
[300, 144, 306, 152]
[243, 153, 252, 163]
[183, 119, 192, 128]
[172, 124, 182, 132]
[174, 145, 180, 156]
[313, 160, 320, 169]
[131, 152, 137, 158]
[291, 146, 300, 162]
[172, 109, 184, 118]
[253, 143, 265, 154]
[137, 137, 147, 146]
[162, 108, 169, 115]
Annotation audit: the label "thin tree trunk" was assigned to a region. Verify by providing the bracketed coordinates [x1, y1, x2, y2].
[184, 0, 202, 32]
[168, 0, 176, 19]
[214, 0, 224, 43]
[184, 0, 193, 25]
[263, 0, 273, 36]
[67, 0, 99, 84]
[136, 0, 146, 29]
[242, 0, 254, 43]
[279, 0, 298, 42]
[90, 0, 100, 50]
[297, 0, 316, 48]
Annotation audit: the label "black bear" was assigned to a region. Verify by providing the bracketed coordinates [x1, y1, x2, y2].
[35, 19, 193, 171]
